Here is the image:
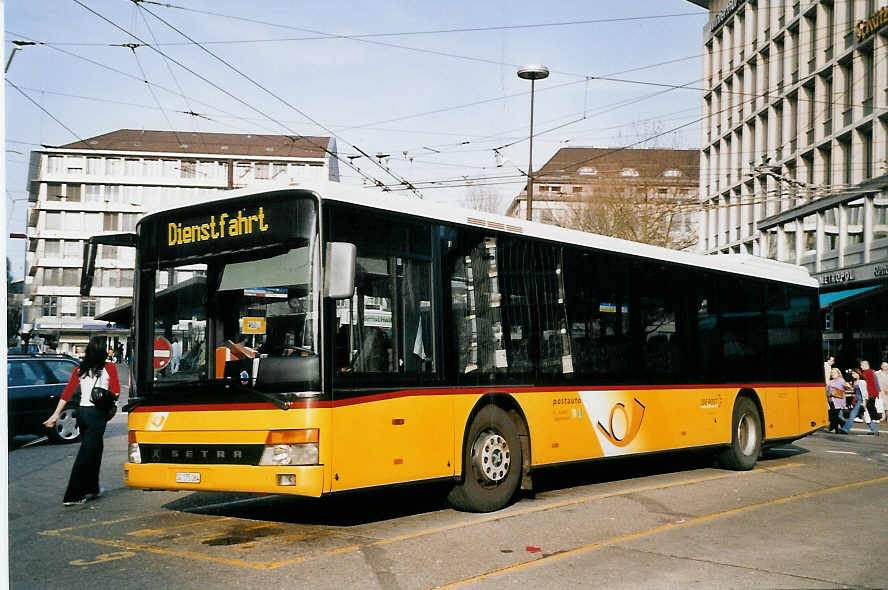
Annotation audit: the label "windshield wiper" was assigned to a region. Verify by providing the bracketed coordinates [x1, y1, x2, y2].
[221, 380, 291, 410]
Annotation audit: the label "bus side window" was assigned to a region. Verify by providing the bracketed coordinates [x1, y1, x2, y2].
[328, 208, 434, 379]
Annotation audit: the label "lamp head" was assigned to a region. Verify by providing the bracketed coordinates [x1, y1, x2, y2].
[518, 65, 549, 80]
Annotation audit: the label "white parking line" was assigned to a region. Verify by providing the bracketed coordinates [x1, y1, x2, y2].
[826, 450, 859, 455]
[19, 436, 49, 448]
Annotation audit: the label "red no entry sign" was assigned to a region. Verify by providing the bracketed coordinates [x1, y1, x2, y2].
[153, 336, 172, 371]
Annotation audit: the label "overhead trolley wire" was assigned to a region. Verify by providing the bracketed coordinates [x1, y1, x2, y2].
[70, 0, 395, 194]
[5, 80, 94, 150]
[127, 0, 423, 196]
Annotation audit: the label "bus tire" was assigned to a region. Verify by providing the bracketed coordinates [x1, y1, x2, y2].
[718, 396, 762, 470]
[448, 405, 523, 512]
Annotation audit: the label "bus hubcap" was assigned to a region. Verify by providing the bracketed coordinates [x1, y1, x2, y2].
[737, 412, 757, 456]
[472, 430, 510, 484]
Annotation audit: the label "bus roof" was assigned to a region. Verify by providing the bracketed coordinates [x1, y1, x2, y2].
[143, 181, 819, 288]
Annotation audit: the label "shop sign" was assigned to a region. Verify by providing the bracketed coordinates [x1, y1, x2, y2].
[707, 0, 746, 35]
[855, 5, 888, 43]
[817, 261, 888, 286]
[821, 271, 855, 286]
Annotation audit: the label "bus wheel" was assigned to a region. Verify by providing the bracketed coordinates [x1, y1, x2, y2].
[447, 405, 523, 513]
[718, 397, 761, 470]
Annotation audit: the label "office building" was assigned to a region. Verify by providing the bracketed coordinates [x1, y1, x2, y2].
[691, 0, 888, 364]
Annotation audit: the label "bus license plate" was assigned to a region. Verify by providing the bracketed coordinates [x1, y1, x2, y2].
[175, 472, 201, 484]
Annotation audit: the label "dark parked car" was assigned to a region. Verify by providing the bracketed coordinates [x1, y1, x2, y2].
[7, 354, 80, 443]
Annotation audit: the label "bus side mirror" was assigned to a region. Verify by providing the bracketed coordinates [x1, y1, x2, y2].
[324, 242, 356, 300]
[80, 233, 137, 296]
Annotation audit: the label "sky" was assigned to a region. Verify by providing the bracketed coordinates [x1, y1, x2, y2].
[4, 0, 709, 280]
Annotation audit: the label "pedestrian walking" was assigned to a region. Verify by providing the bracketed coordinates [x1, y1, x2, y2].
[824, 355, 835, 384]
[876, 361, 888, 423]
[43, 336, 120, 505]
[840, 368, 879, 436]
[827, 367, 851, 433]
[859, 361, 881, 427]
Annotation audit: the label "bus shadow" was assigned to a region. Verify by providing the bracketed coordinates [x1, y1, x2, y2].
[164, 446, 809, 526]
[165, 482, 454, 526]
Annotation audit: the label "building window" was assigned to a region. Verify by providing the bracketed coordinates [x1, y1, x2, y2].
[84, 184, 102, 202]
[66, 157, 84, 174]
[46, 183, 63, 201]
[180, 162, 196, 178]
[64, 240, 81, 257]
[572, 186, 583, 193]
[577, 167, 598, 176]
[81, 298, 97, 318]
[86, 157, 103, 175]
[105, 185, 123, 204]
[621, 168, 639, 177]
[122, 213, 139, 231]
[45, 212, 63, 230]
[125, 159, 142, 177]
[847, 202, 863, 225]
[47, 156, 63, 174]
[162, 160, 179, 177]
[43, 240, 61, 257]
[65, 184, 82, 202]
[107, 158, 124, 175]
[144, 159, 161, 176]
[103, 213, 120, 232]
[41, 296, 58, 317]
[663, 169, 682, 177]
[254, 163, 270, 180]
[58, 268, 76, 287]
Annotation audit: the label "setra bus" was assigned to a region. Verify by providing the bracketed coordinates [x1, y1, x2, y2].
[82, 183, 827, 512]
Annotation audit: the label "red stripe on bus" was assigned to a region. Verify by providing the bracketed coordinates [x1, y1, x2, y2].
[129, 383, 824, 412]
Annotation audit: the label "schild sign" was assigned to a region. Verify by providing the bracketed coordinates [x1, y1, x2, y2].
[153, 336, 172, 371]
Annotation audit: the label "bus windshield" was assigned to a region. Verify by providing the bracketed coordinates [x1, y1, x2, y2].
[140, 193, 319, 398]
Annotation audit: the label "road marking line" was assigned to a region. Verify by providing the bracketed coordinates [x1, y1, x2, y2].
[19, 436, 49, 448]
[433, 475, 888, 589]
[826, 451, 858, 455]
[126, 517, 236, 537]
[38, 462, 805, 569]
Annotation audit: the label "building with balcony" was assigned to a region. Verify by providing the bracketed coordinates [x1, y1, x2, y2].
[691, 0, 888, 365]
[23, 129, 338, 355]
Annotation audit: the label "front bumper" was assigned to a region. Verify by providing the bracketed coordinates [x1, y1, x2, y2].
[124, 463, 325, 496]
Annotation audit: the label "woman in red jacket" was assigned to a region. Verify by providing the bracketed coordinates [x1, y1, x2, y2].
[44, 337, 120, 506]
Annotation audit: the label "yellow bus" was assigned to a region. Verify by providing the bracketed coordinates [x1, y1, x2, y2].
[83, 183, 827, 512]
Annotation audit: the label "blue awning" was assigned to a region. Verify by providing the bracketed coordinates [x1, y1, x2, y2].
[819, 285, 881, 307]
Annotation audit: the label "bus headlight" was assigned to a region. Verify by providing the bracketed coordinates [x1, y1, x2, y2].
[128, 431, 142, 463]
[259, 429, 319, 466]
[260, 443, 319, 466]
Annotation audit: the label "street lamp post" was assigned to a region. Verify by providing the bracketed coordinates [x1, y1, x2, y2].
[517, 65, 549, 221]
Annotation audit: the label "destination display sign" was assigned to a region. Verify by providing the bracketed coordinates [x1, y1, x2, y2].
[140, 191, 317, 265]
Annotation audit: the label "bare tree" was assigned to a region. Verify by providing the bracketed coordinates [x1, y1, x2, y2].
[462, 187, 507, 214]
[556, 178, 698, 251]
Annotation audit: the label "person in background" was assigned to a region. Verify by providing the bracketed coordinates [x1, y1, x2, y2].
[170, 336, 182, 374]
[824, 355, 835, 384]
[876, 362, 888, 424]
[43, 336, 120, 505]
[841, 368, 879, 436]
[826, 367, 850, 434]
[860, 360, 881, 427]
